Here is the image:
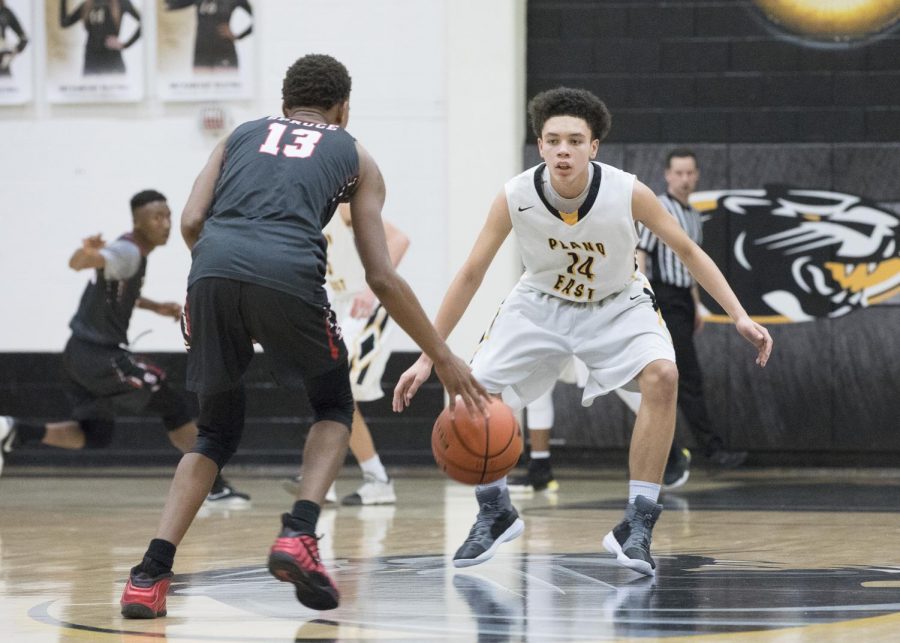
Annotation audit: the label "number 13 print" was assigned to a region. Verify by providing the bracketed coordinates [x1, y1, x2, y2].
[259, 123, 323, 158]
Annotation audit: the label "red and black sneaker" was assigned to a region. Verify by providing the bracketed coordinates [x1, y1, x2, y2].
[268, 515, 340, 610]
[120, 566, 173, 619]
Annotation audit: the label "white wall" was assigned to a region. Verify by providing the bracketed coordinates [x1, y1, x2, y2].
[0, 0, 524, 355]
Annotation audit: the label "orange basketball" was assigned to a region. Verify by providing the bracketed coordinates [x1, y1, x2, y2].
[431, 397, 523, 485]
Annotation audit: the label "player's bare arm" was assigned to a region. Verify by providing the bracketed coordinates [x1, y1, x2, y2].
[181, 140, 227, 250]
[68, 234, 106, 270]
[350, 143, 488, 415]
[136, 298, 182, 321]
[632, 181, 773, 367]
[392, 189, 513, 412]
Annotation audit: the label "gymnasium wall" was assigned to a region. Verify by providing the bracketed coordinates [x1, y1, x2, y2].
[0, 0, 526, 467]
[0, 0, 524, 355]
[526, 0, 900, 456]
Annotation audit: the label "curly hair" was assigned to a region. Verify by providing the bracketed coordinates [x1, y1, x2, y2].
[282, 54, 352, 111]
[130, 189, 166, 213]
[528, 87, 612, 142]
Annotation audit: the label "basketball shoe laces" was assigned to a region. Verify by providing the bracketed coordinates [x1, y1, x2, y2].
[298, 536, 323, 569]
[627, 512, 655, 551]
[463, 497, 504, 545]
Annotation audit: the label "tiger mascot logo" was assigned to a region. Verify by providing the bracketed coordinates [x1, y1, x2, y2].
[691, 186, 900, 323]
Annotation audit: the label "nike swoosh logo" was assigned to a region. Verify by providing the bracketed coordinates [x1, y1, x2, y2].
[629, 294, 641, 300]
[518, 205, 534, 211]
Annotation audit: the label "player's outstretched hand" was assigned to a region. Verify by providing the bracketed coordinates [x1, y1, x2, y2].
[155, 302, 183, 321]
[735, 315, 773, 367]
[432, 353, 490, 420]
[392, 353, 490, 418]
[392, 354, 433, 413]
[82, 234, 106, 250]
[350, 289, 377, 319]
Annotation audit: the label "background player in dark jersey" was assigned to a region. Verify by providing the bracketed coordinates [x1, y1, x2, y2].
[119, 54, 487, 617]
[0, 1, 28, 76]
[0, 190, 248, 506]
[60, 0, 141, 75]
[165, 0, 252, 71]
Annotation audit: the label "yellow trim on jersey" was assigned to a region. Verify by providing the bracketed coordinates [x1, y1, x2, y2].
[559, 210, 579, 226]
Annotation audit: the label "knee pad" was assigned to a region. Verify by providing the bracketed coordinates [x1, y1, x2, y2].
[191, 387, 246, 469]
[145, 384, 194, 431]
[306, 364, 354, 429]
[81, 418, 115, 449]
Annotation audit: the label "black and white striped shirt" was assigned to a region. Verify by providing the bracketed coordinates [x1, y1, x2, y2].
[637, 193, 702, 288]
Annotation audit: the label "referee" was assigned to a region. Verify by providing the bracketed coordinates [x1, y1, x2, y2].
[637, 149, 747, 489]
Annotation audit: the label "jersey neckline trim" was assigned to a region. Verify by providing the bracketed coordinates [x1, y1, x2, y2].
[532, 161, 603, 225]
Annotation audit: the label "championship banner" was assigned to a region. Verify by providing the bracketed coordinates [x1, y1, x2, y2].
[45, 0, 145, 103]
[0, 0, 32, 105]
[156, 0, 254, 102]
[692, 187, 900, 323]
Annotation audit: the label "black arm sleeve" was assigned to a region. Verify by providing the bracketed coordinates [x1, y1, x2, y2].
[6, 11, 28, 52]
[60, 0, 84, 28]
[234, 0, 253, 40]
[121, 0, 142, 49]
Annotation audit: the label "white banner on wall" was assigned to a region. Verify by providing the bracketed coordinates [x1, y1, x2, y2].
[156, 0, 254, 102]
[0, 0, 33, 104]
[45, 0, 145, 103]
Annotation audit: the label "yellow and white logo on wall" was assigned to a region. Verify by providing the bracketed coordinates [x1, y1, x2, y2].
[754, 0, 900, 43]
[692, 187, 900, 323]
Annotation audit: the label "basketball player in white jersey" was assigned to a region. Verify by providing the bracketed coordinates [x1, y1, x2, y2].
[393, 87, 772, 576]
[284, 202, 407, 505]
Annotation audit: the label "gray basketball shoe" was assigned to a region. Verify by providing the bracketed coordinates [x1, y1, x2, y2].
[602, 495, 663, 576]
[453, 486, 524, 568]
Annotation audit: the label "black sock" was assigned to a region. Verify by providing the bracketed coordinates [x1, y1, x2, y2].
[286, 500, 320, 535]
[12, 421, 46, 445]
[140, 538, 176, 577]
[529, 457, 551, 471]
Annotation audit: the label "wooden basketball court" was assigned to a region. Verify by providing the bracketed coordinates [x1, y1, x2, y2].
[2, 468, 899, 641]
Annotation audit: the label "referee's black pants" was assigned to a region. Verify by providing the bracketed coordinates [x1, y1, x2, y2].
[652, 283, 724, 458]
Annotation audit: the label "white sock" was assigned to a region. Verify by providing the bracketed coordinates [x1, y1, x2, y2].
[359, 454, 388, 482]
[476, 476, 508, 493]
[628, 480, 660, 504]
[530, 450, 550, 459]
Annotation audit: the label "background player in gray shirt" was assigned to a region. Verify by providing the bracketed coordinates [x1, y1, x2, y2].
[0, 190, 249, 506]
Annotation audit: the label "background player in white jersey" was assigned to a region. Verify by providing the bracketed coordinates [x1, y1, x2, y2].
[394, 87, 772, 576]
[283, 202, 407, 506]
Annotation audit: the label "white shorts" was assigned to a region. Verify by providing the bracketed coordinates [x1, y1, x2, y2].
[524, 357, 588, 427]
[333, 299, 394, 402]
[470, 279, 674, 410]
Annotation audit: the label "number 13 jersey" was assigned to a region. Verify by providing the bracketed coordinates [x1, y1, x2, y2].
[506, 161, 639, 303]
[189, 115, 359, 306]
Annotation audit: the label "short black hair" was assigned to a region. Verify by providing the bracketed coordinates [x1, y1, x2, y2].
[282, 54, 352, 111]
[528, 87, 612, 142]
[666, 148, 698, 169]
[130, 189, 166, 214]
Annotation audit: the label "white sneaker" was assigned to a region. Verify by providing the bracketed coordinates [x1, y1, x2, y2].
[341, 474, 396, 506]
[203, 475, 252, 509]
[281, 476, 338, 506]
[0, 416, 17, 477]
